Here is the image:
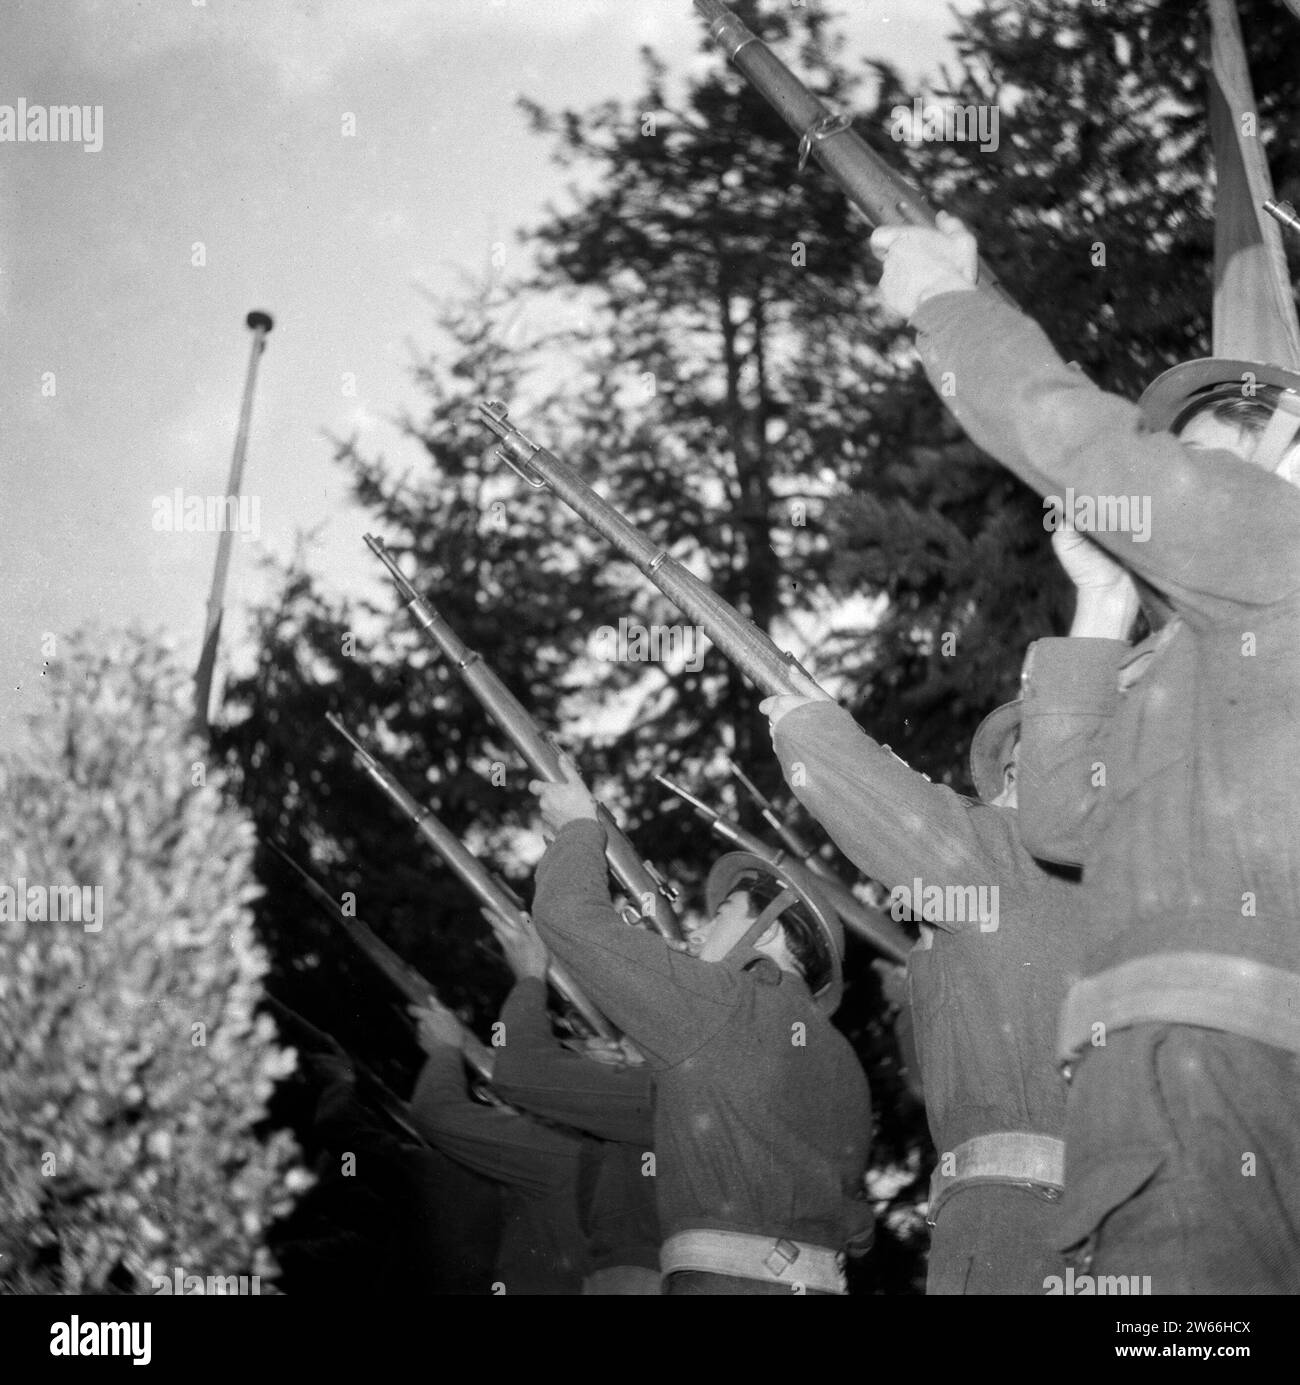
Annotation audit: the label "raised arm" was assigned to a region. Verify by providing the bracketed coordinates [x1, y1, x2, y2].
[490, 971, 655, 1146]
[406, 1004, 579, 1198]
[1016, 530, 1137, 864]
[768, 701, 1005, 917]
[874, 219, 1300, 616]
[530, 818, 743, 1069]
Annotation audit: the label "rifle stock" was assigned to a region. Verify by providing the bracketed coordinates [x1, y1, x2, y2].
[656, 772, 910, 963]
[325, 713, 618, 1040]
[363, 533, 683, 939]
[479, 401, 819, 699]
[693, 0, 1011, 305]
[264, 838, 495, 1082]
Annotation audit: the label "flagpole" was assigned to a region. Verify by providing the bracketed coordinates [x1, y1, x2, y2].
[192, 310, 274, 734]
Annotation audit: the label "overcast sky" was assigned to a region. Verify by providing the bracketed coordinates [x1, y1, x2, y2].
[0, 0, 971, 743]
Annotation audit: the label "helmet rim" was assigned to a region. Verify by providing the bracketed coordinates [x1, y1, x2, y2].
[704, 852, 845, 1013]
[1138, 357, 1300, 433]
[969, 700, 1022, 803]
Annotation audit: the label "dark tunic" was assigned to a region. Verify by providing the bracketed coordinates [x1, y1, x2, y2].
[491, 977, 660, 1274]
[774, 701, 1087, 1293]
[912, 287, 1300, 981]
[407, 1046, 587, 1295]
[531, 819, 873, 1254]
[910, 286, 1300, 1291]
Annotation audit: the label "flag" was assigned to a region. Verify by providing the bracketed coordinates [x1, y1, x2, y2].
[1207, 0, 1300, 366]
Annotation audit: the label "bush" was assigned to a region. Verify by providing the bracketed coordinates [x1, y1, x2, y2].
[0, 630, 309, 1294]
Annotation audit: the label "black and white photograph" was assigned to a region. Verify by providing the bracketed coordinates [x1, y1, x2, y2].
[0, 0, 1295, 1360]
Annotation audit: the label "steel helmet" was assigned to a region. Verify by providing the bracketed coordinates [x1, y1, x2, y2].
[969, 700, 1022, 803]
[1139, 357, 1300, 470]
[704, 852, 845, 1014]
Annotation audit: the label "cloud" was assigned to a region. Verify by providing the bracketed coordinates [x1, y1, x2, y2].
[57, 0, 683, 96]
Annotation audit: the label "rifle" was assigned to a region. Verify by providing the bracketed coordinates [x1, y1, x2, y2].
[264, 838, 495, 1083]
[655, 771, 910, 963]
[692, 0, 1011, 306]
[363, 533, 683, 939]
[325, 712, 618, 1040]
[265, 994, 435, 1145]
[723, 755, 833, 880]
[479, 400, 821, 699]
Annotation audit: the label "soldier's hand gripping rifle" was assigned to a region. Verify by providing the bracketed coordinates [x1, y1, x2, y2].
[692, 0, 1012, 307]
[325, 713, 618, 1040]
[479, 400, 823, 700]
[655, 771, 910, 963]
[264, 838, 495, 1083]
[363, 533, 682, 939]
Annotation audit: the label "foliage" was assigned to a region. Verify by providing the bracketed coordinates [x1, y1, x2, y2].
[0, 631, 308, 1294]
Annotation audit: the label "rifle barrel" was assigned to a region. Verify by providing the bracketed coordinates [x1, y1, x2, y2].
[693, 0, 1011, 304]
[364, 533, 682, 938]
[265, 838, 495, 1082]
[479, 401, 816, 699]
[657, 773, 909, 962]
[326, 714, 618, 1039]
[724, 755, 832, 877]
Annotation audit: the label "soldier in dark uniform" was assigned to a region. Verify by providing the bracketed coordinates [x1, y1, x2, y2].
[407, 998, 590, 1295]
[529, 761, 873, 1295]
[762, 675, 1098, 1293]
[408, 923, 665, 1295]
[473, 908, 661, 1295]
[870, 212, 1300, 1292]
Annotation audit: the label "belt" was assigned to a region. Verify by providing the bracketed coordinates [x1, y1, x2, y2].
[926, 1132, 1065, 1226]
[660, 1230, 847, 1295]
[1057, 951, 1300, 1072]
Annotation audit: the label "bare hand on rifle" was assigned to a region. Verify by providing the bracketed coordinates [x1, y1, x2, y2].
[576, 1035, 648, 1068]
[409, 997, 464, 1055]
[482, 907, 549, 981]
[530, 753, 598, 839]
[759, 665, 834, 734]
[870, 212, 979, 320]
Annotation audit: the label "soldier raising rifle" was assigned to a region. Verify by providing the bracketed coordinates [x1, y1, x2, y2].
[870, 211, 1300, 1293]
[528, 757, 873, 1295]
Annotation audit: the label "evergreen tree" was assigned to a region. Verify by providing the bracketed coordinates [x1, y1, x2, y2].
[221, 0, 1300, 1291]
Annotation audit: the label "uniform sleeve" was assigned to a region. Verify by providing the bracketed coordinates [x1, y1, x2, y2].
[531, 819, 744, 1069]
[491, 977, 656, 1146]
[406, 1045, 579, 1199]
[1016, 636, 1127, 865]
[911, 290, 1300, 617]
[772, 701, 1003, 930]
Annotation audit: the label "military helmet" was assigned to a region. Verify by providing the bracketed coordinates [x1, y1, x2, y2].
[704, 852, 845, 1014]
[1139, 358, 1300, 470]
[969, 700, 1022, 803]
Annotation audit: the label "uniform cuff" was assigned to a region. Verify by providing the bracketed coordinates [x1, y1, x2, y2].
[911, 285, 986, 332]
[500, 975, 550, 1030]
[772, 699, 849, 759]
[1020, 636, 1126, 716]
[556, 818, 606, 848]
